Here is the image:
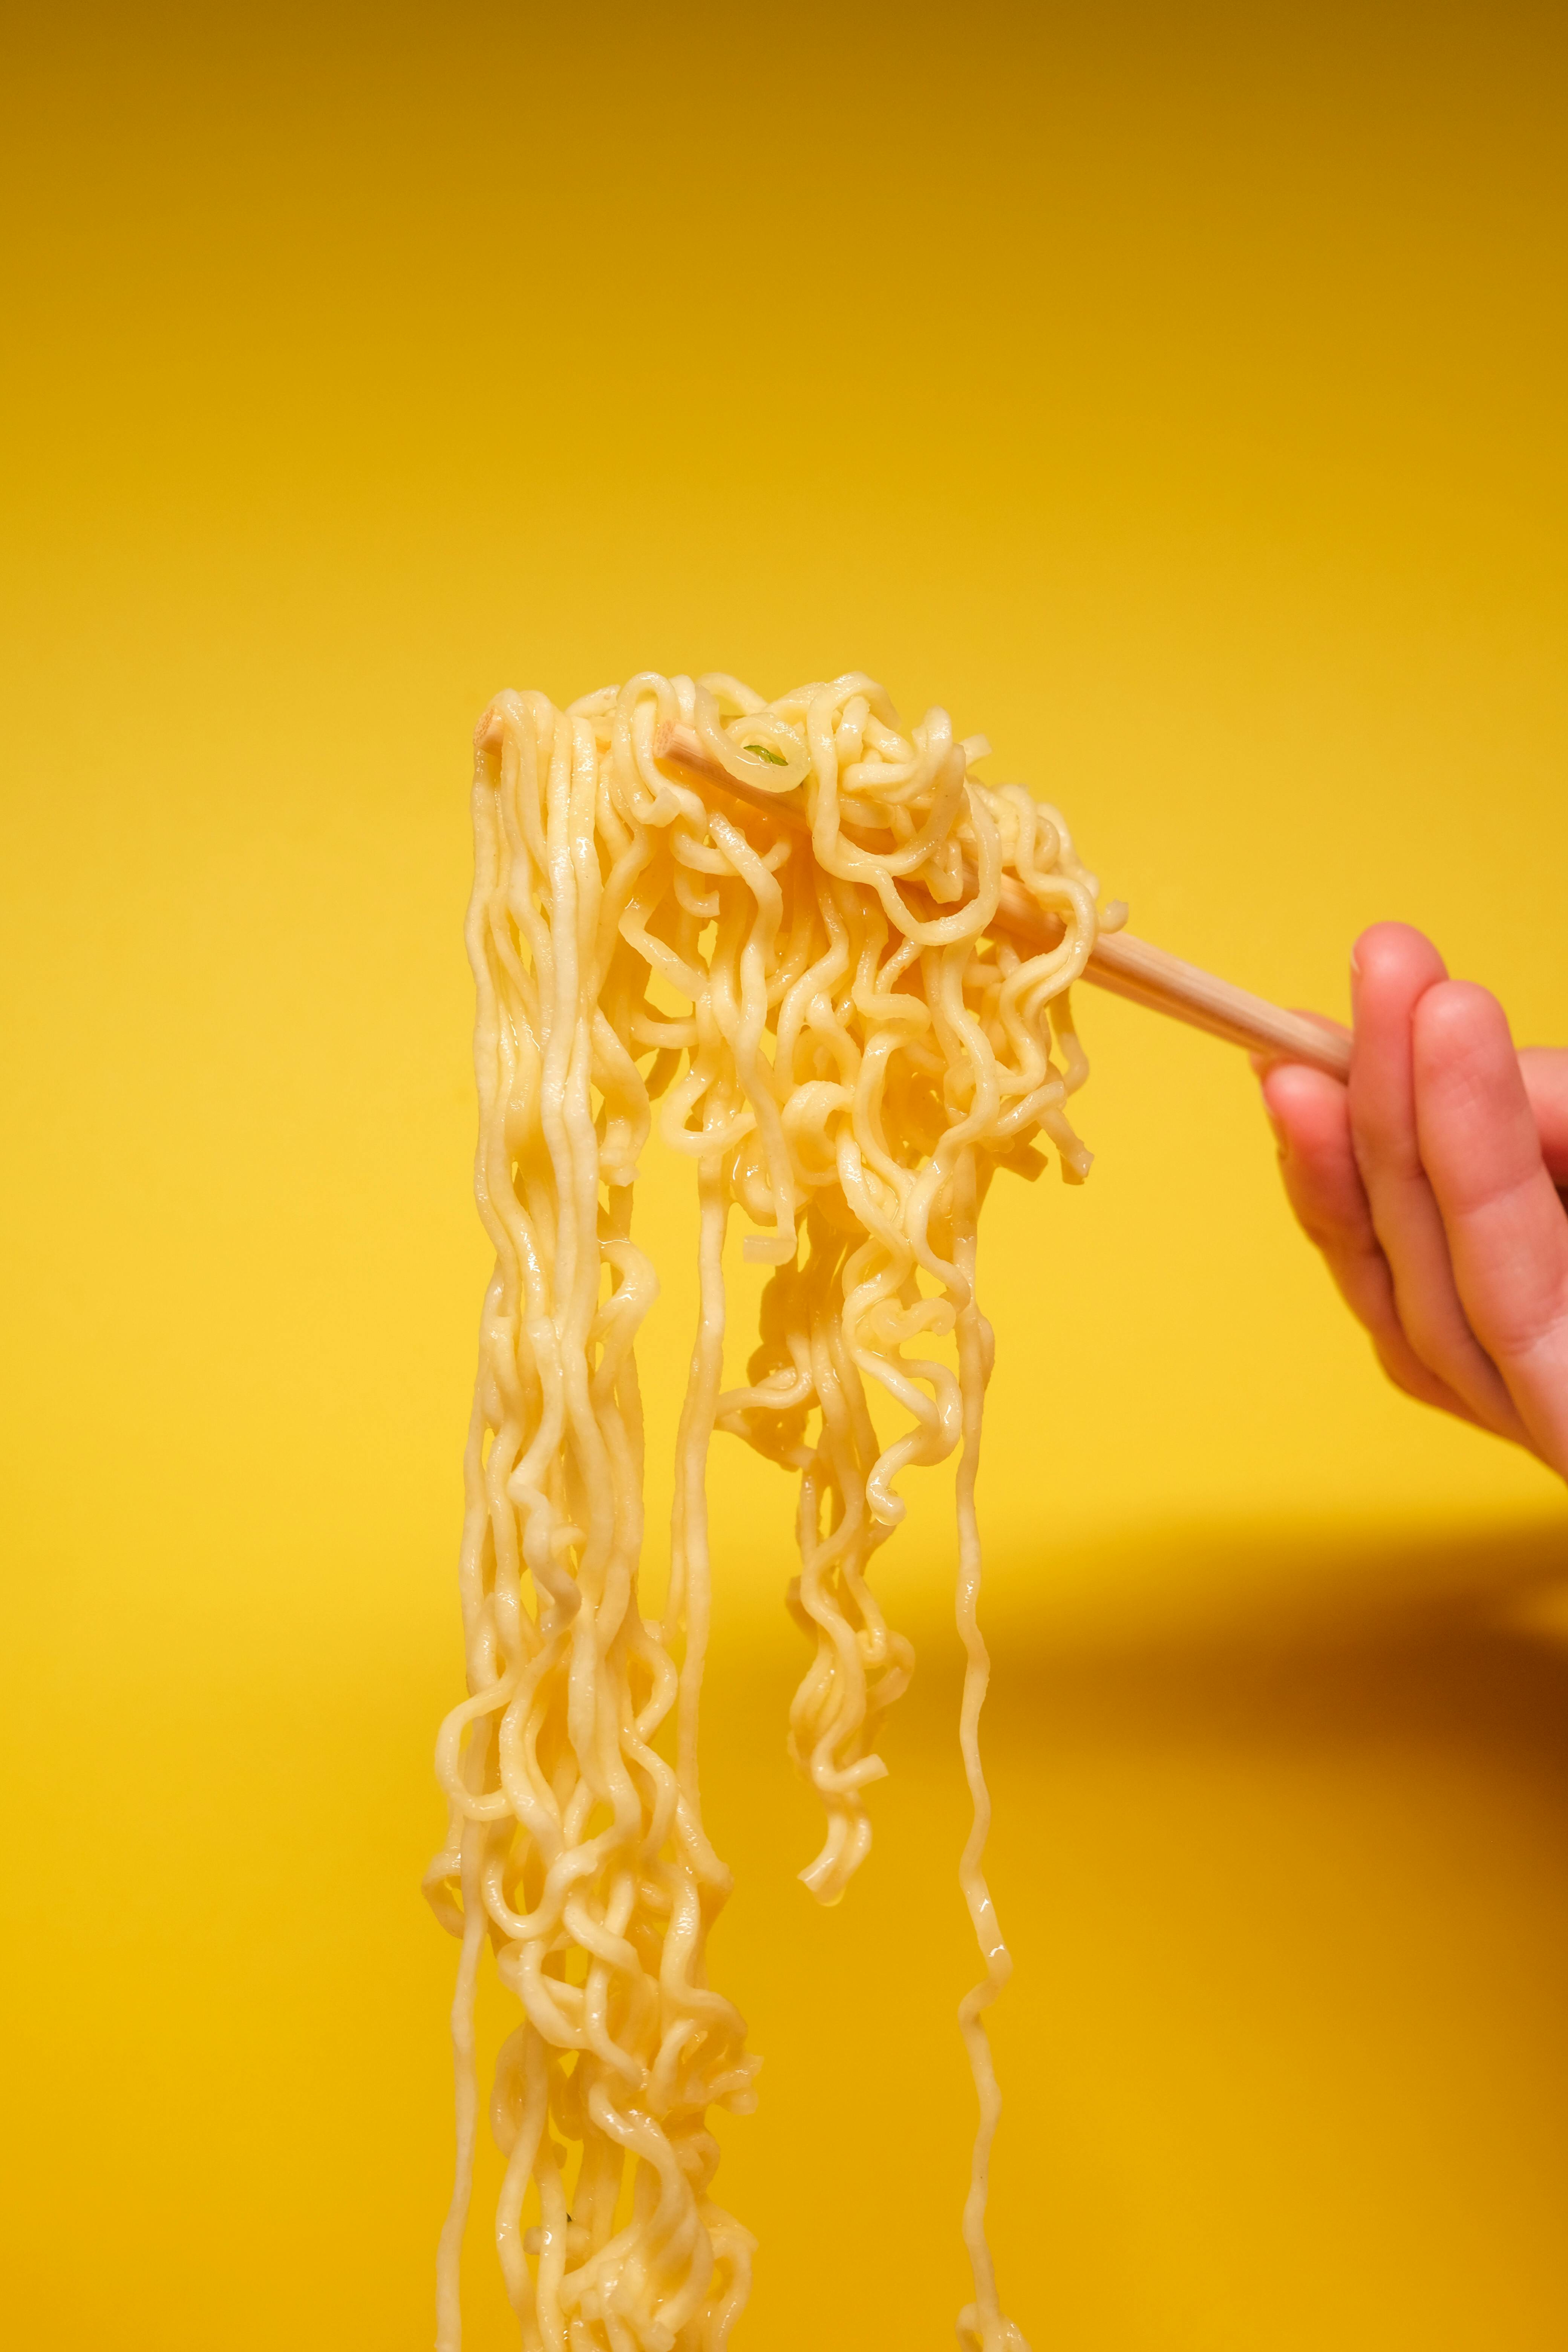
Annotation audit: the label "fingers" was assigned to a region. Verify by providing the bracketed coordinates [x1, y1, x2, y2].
[1261, 928, 1568, 1469]
[1347, 923, 1527, 1441]
[1261, 1059, 1483, 1423]
[1414, 984, 1568, 1473]
[1518, 1047, 1568, 1187]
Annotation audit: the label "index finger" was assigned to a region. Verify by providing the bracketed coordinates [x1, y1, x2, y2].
[1414, 980, 1568, 1476]
[1348, 924, 1525, 1438]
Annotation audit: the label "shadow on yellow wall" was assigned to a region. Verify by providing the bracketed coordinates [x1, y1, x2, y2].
[698, 1512, 1568, 2352]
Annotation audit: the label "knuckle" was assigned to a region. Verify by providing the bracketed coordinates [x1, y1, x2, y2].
[1479, 1283, 1568, 1367]
[1350, 1122, 1420, 1184]
[1298, 1207, 1376, 1262]
[1371, 1341, 1426, 1403]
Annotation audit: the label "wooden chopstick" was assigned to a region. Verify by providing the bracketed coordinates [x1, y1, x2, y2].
[652, 723, 1350, 1081]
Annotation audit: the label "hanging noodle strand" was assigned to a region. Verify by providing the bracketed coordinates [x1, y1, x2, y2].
[427, 671, 1102, 2352]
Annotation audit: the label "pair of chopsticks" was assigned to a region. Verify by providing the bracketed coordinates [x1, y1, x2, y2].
[654, 724, 1349, 1081]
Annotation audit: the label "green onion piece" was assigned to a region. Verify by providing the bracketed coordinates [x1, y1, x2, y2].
[744, 742, 788, 766]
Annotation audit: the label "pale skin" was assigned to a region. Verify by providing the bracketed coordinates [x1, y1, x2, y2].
[1259, 922, 1568, 1481]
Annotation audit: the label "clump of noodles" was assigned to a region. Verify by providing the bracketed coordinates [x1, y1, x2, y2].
[427, 672, 1101, 2352]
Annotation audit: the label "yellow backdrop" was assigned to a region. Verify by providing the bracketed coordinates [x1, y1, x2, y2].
[5, 3, 1568, 2346]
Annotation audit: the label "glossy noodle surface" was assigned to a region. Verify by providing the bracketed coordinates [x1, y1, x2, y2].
[427, 672, 1102, 2350]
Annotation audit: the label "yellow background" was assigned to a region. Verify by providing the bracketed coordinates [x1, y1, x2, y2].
[5, 3, 1568, 2344]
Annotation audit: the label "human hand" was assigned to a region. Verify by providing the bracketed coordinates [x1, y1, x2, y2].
[1259, 922, 1568, 1478]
